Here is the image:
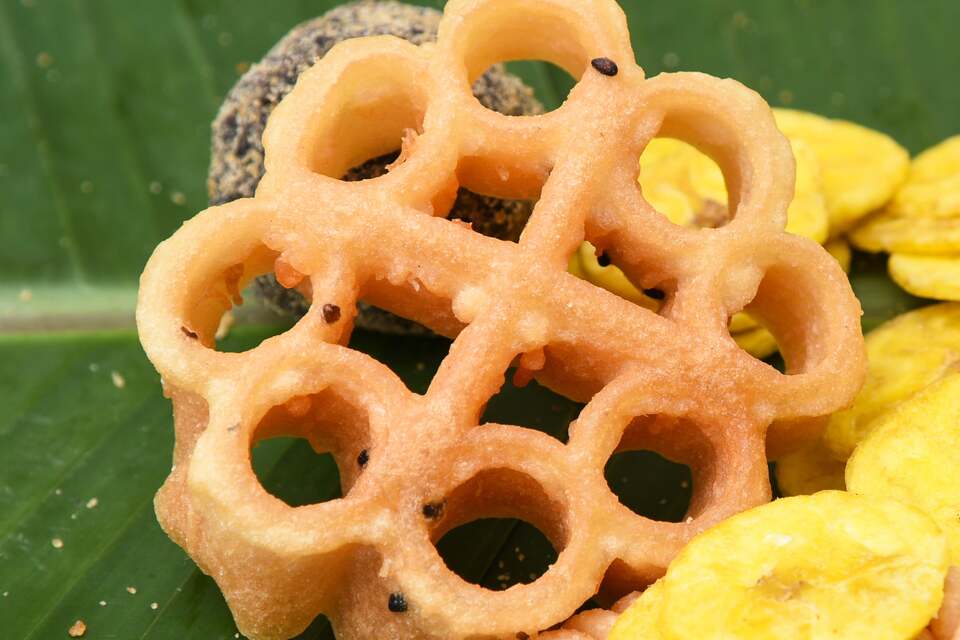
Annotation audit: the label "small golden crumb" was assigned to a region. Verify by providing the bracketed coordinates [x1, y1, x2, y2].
[126, 586, 137, 594]
[517, 553, 525, 562]
[68, 619, 86, 637]
[149, 181, 162, 194]
[150, 602, 158, 610]
[18, 288, 32, 302]
[80, 180, 94, 194]
[86, 498, 98, 509]
[51, 538, 64, 549]
[111, 371, 126, 389]
[778, 89, 795, 105]
[235, 61, 250, 74]
[170, 191, 186, 206]
[35, 52, 53, 68]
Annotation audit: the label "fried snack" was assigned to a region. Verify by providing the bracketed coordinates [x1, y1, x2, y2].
[573, 129, 837, 359]
[607, 580, 665, 640]
[775, 438, 846, 496]
[136, 0, 865, 636]
[847, 373, 960, 564]
[851, 136, 960, 255]
[933, 567, 960, 640]
[773, 109, 909, 235]
[570, 242, 659, 310]
[825, 238, 853, 272]
[890, 254, 960, 301]
[639, 135, 830, 242]
[888, 135, 960, 219]
[541, 592, 641, 640]
[657, 491, 948, 640]
[824, 302, 960, 460]
[209, 1, 543, 335]
[851, 215, 960, 254]
[733, 325, 780, 359]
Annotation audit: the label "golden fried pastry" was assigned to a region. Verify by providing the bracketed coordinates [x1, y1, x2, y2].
[136, 0, 864, 636]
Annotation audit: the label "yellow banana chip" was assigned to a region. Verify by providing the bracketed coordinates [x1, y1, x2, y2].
[638, 138, 710, 227]
[773, 109, 909, 234]
[889, 135, 960, 219]
[638, 136, 830, 242]
[825, 238, 852, 273]
[889, 254, 960, 301]
[847, 374, 960, 565]
[733, 325, 779, 359]
[850, 213, 960, 255]
[573, 242, 660, 310]
[658, 491, 948, 640]
[608, 581, 666, 640]
[824, 302, 960, 460]
[775, 439, 846, 496]
[728, 311, 758, 334]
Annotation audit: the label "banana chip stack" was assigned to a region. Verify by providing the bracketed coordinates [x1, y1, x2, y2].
[853, 136, 960, 301]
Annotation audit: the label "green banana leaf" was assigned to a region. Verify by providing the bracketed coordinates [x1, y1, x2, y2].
[1, 0, 953, 638]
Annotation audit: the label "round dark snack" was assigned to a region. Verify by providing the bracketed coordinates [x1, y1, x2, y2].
[208, 0, 543, 333]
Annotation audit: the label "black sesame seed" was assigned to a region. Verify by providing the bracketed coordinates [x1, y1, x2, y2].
[180, 326, 198, 339]
[591, 57, 619, 76]
[357, 449, 369, 468]
[596, 252, 611, 267]
[643, 288, 666, 300]
[388, 592, 407, 613]
[421, 501, 445, 519]
[322, 303, 341, 323]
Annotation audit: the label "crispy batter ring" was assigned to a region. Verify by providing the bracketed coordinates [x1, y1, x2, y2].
[136, 1, 865, 638]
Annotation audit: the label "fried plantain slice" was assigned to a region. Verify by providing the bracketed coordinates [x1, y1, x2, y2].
[775, 439, 846, 496]
[658, 491, 948, 640]
[889, 135, 960, 219]
[608, 581, 666, 640]
[847, 374, 960, 564]
[825, 237, 853, 272]
[824, 303, 960, 460]
[639, 136, 830, 241]
[773, 109, 909, 234]
[851, 213, 960, 255]
[889, 254, 960, 301]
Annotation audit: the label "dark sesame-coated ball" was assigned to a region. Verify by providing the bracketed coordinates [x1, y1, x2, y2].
[208, 1, 543, 334]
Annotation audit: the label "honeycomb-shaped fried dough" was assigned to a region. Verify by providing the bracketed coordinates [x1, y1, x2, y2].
[136, 1, 865, 637]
